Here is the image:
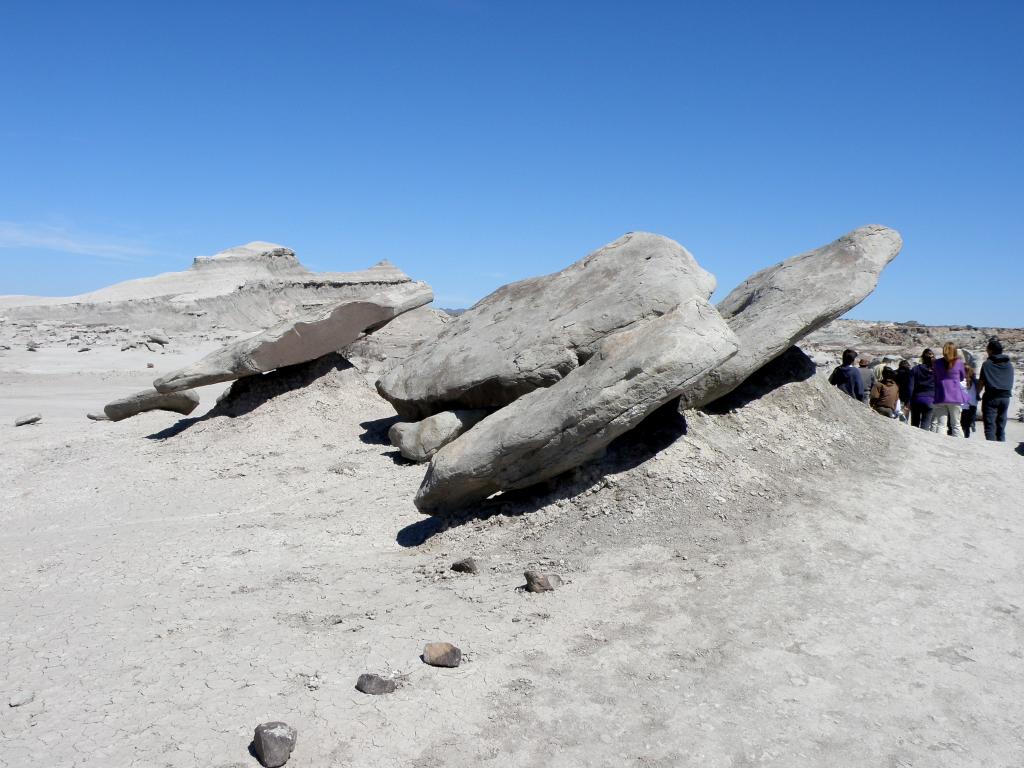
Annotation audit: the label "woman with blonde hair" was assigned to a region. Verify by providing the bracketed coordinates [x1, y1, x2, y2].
[931, 341, 967, 437]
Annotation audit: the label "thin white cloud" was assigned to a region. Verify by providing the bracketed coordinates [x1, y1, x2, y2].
[0, 221, 152, 262]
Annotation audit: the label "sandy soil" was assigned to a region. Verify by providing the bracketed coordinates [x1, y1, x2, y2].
[2, 341, 1023, 768]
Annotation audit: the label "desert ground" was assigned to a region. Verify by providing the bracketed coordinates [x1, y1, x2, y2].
[2, 325, 1023, 768]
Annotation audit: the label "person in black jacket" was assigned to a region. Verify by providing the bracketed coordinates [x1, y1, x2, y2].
[906, 349, 936, 430]
[979, 337, 1015, 442]
[829, 349, 864, 401]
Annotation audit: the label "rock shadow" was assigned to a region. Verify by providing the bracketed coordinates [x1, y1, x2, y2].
[702, 345, 816, 414]
[394, 399, 689, 547]
[145, 353, 354, 440]
[359, 415, 401, 445]
[1016, 442, 1024, 457]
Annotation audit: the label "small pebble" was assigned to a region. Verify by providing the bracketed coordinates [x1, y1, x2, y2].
[422, 642, 462, 668]
[355, 673, 397, 695]
[8, 692, 35, 708]
[450, 557, 479, 574]
[524, 571, 562, 593]
[252, 721, 297, 768]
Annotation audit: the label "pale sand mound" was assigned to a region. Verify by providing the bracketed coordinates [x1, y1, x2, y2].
[2, 348, 1023, 767]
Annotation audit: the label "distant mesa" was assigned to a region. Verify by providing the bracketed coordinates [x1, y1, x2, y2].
[0, 242, 415, 333]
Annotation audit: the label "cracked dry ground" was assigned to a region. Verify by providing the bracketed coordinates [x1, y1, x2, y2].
[2, 364, 1024, 767]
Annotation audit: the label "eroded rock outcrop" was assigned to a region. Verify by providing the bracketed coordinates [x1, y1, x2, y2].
[377, 232, 717, 419]
[415, 297, 739, 514]
[104, 388, 200, 422]
[154, 283, 432, 393]
[679, 225, 902, 410]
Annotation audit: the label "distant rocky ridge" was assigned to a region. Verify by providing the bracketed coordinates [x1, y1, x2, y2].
[0, 242, 415, 332]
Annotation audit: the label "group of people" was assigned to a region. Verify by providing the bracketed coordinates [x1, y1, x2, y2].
[829, 338, 1016, 442]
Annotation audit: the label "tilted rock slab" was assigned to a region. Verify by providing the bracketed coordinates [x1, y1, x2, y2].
[415, 297, 739, 514]
[154, 283, 432, 393]
[378, 232, 717, 419]
[678, 225, 902, 410]
[388, 409, 490, 463]
[104, 388, 200, 422]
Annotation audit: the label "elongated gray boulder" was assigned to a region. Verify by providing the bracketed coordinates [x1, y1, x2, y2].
[154, 283, 432, 393]
[389, 409, 490, 462]
[378, 232, 717, 419]
[415, 297, 739, 514]
[679, 225, 902, 410]
[104, 388, 200, 422]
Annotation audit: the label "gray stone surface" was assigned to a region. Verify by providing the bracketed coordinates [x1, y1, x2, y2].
[422, 642, 462, 668]
[524, 571, 562, 592]
[415, 297, 739, 514]
[103, 388, 200, 422]
[355, 673, 397, 695]
[14, 414, 41, 427]
[86, 411, 110, 422]
[378, 232, 717, 419]
[252, 721, 297, 768]
[8, 692, 35, 707]
[679, 225, 902, 410]
[146, 329, 170, 345]
[154, 283, 432, 393]
[451, 557, 479, 575]
[388, 409, 490, 462]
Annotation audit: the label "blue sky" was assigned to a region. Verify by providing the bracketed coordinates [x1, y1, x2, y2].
[1, 1, 1021, 325]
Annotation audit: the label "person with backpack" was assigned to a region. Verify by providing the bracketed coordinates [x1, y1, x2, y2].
[931, 342, 967, 438]
[978, 337, 1015, 442]
[906, 348, 936, 430]
[829, 349, 864, 401]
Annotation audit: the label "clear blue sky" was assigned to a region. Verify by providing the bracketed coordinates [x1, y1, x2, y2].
[1, 1, 1021, 325]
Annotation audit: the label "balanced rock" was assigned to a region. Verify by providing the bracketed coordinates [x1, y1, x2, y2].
[377, 232, 717, 419]
[388, 409, 490, 462]
[524, 571, 562, 592]
[679, 225, 902, 410]
[415, 297, 739, 514]
[103, 388, 200, 422]
[252, 721, 297, 768]
[14, 413, 42, 427]
[355, 673, 397, 695]
[422, 642, 462, 668]
[154, 283, 432, 393]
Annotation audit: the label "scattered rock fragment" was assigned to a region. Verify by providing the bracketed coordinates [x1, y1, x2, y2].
[14, 414, 42, 427]
[389, 409, 489, 462]
[86, 411, 110, 421]
[146, 362, 155, 368]
[355, 673, 397, 695]
[8, 692, 35, 707]
[524, 571, 562, 593]
[252, 721, 297, 768]
[154, 283, 432, 393]
[103, 388, 200, 421]
[77, 346, 91, 352]
[422, 642, 462, 668]
[450, 557, 479, 575]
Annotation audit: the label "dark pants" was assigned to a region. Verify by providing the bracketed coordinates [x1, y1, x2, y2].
[961, 405, 977, 438]
[911, 401, 933, 430]
[983, 397, 1010, 441]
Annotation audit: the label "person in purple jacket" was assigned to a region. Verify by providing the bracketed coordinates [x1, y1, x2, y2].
[931, 342, 967, 437]
[906, 348, 936, 430]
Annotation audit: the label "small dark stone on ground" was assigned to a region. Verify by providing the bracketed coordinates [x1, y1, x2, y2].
[524, 571, 562, 593]
[14, 414, 42, 427]
[355, 673, 397, 695]
[422, 642, 462, 667]
[252, 721, 297, 768]
[451, 557, 479, 574]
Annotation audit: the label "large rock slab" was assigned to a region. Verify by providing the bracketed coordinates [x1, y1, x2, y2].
[388, 409, 490, 462]
[104, 388, 200, 422]
[415, 297, 739, 514]
[678, 225, 902, 410]
[377, 232, 717, 419]
[154, 283, 432, 393]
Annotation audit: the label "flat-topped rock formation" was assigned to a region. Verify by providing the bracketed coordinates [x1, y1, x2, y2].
[0, 242, 417, 332]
